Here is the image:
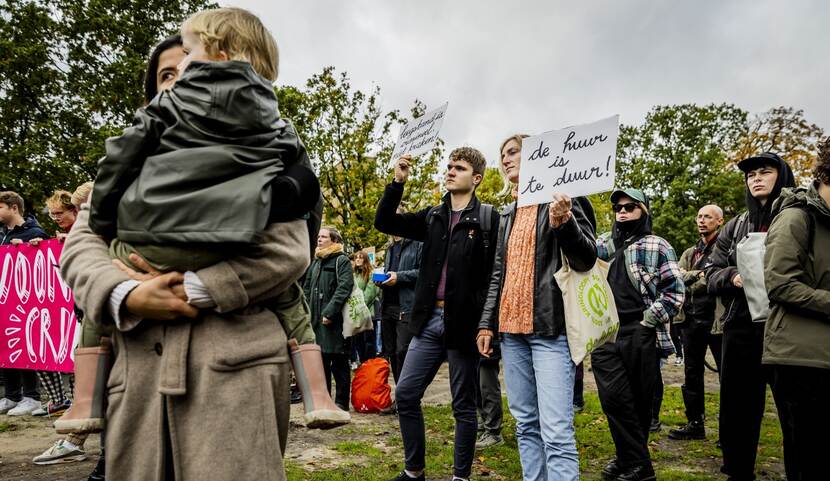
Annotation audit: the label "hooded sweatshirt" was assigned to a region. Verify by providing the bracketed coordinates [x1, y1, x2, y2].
[744, 153, 796, 232]
[706, 153, 796, 325]
[90, 60, 315, 245]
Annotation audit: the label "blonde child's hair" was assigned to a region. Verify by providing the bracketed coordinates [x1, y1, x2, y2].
[182, 7, 279, 81]
[71, 182, 94, 208]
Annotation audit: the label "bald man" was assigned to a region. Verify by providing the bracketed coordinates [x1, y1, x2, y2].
[668, 205, 724, 441]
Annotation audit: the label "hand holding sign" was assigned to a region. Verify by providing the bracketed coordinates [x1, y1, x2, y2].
[518, 115, 619, 207]
[549, 193, 573, 228]
[394, 155, 412, 183]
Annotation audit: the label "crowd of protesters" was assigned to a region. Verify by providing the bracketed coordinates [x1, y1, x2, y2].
[2, 6, 830, 481]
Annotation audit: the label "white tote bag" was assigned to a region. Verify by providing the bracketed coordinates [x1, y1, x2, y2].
[336, 262, 374, 338]
[736, 232, 771, 323]
[341, 283, 374, 337]
[554, 254, 620, 365]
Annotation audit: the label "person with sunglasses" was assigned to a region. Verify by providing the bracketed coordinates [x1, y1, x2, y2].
[593, 188, 684, 481]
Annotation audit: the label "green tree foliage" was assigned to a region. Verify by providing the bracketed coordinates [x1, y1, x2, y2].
[612, 104, 749, 251]
[276, 67, 442, 251]
[476, 167, 512, 210]
[0, 0, 214, 226]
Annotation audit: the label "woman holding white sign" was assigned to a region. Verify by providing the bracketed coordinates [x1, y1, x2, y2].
[476, 134, 598, 481]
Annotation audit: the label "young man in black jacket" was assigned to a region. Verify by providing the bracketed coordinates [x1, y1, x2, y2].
[375, 148, 499, 481]
[705, 152, 795, 481]
[0, 191, 47, 416]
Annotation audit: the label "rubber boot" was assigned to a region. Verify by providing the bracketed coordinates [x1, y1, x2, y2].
[54, 339, 110, 434]
[290, 340, 351, 429]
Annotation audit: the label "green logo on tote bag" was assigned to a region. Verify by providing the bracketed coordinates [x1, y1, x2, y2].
[577, 273, 610, 327]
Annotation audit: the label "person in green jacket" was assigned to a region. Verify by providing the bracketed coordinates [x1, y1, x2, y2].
[304, 227, 355, 410]
[763, 138, 830, 481]
[352, 249, 380, 364]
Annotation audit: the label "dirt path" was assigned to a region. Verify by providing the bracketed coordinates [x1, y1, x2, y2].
[0, 353, 765, 481]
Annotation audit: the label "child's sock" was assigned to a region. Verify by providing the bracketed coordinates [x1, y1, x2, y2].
[62, 439, 80, 450]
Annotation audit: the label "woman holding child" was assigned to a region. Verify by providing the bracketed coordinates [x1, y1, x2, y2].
[61, 8, 317, 480]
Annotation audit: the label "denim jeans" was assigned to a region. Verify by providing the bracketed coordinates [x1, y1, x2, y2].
[502, 334, 578, 481]
[395, 308, 479, 478]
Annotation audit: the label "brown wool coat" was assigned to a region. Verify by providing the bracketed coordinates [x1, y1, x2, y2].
[60, 207, 309, 481]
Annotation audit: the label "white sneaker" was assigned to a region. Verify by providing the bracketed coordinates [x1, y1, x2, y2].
[7, 397, 41, 416]
[32, 440, 87, 465]
[31, 404, 48, 416]
[0, 397, 18, 414]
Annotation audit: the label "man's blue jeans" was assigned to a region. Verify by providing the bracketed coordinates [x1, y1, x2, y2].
[395, 308, 479, 478]
[502, 333, 578, 481]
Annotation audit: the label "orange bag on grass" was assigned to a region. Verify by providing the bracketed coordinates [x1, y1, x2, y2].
[351, 358, 392, 413]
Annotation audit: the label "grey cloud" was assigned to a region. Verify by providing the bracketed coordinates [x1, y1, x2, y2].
[227, 0, 830, 165]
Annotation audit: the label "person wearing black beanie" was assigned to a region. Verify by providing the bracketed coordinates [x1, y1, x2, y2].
[705, 152, 796, 481]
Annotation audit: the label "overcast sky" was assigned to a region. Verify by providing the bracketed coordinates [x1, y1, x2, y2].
[222, 0, 829, 166]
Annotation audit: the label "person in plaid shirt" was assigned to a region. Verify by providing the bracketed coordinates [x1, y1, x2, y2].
[592, 188, 684, 481]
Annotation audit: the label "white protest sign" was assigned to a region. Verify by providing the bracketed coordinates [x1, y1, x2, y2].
[391, 102, 448, 161]
[517, 115, 619, 207]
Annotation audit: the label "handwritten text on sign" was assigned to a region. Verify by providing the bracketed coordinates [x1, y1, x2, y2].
[517, 115, 619, 207]
[0, 240, 77, 372]
[391, 102, 448, 161]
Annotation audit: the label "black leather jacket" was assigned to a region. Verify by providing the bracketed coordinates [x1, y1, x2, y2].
[479, 199, 597, 337]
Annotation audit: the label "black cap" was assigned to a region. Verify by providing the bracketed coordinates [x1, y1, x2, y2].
[738, 152, 783, 173]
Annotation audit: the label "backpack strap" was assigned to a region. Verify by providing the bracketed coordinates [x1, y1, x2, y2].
[479, 203, 494, 259]
[727, 212, 749, 258]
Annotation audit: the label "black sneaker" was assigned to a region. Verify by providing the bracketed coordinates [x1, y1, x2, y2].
[87, 452, 105, 481]
[290, 384, 302, 404]
[649, 418, 661, 432]
[617, 464, 656, 481]
[668, 420, 705, 440]
[387, 471, 425, 481]
[601, 458, 623, 480]
[379, 400, 397, 415]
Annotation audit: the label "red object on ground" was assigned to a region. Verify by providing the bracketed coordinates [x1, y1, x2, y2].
[351, 357, 392, 413]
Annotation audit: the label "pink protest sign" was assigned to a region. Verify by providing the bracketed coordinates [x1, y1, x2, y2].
[1, 239, 78, 372]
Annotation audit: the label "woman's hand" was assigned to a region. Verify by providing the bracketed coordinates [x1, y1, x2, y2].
[112, 254, 162, 281]
[477, 328, 494, 357]
[124, 272, 198, 321]
[549, 193, 573, 228]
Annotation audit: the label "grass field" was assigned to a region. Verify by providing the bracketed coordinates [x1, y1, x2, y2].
[286, 386, 785, 481]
